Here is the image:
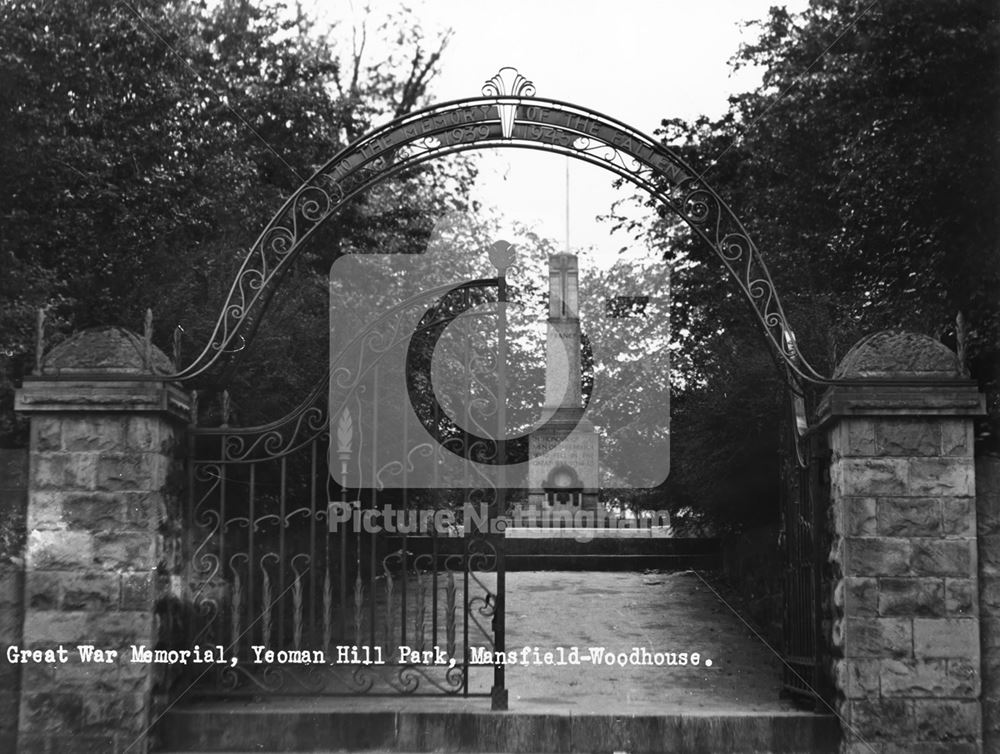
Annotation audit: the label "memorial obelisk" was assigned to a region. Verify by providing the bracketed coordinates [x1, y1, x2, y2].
[525, 253, 601, 522]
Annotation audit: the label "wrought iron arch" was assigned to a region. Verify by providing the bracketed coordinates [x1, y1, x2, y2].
[173, 67, 829, 387]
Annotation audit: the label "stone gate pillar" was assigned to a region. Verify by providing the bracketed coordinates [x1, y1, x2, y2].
[13, 327, 189, 754]
[820, 331, 986, 754]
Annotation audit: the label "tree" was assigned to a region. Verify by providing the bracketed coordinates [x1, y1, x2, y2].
[0, 0, 462, 439]
[625, 0, 1000, 528]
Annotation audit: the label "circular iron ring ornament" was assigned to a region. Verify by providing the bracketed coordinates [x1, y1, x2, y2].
[404, 278, 592, 464]
[174, 67, 827, 386]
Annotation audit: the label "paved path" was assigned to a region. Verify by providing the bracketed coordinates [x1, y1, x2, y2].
[498, 570, 798, 714]
[158, 572, 829, 752]
[173, 571, 802, 719]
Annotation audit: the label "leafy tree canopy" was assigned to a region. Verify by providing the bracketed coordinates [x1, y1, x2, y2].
[625, 0, 1000, 529]
[0, 0, 465, 440]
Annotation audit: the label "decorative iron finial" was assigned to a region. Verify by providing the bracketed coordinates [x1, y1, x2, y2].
[221, 389, 231, 427]
[487, 240, 516, 274]
[956, 311, 968, 376]
[34, 307, 46, 375]
[143, 308, 154, 371]
[190, 389, 199, 426]
[172, 325, 184, 370]
[482, 67, 535, 138]
[482, 67, 535, 98]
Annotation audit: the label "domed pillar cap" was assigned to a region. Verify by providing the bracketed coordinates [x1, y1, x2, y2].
[819, 330, 984, 421]
[16, 326, 189, 421]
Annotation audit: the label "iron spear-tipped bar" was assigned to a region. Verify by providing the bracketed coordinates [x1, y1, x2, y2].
[34, 307, 45, 375]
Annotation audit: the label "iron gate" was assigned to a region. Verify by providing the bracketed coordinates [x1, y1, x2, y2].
[780, 410, 832, 710]
[158, 68, 853, 719]
[181, 274, 511, 708]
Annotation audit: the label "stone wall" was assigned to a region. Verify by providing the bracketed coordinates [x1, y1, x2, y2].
[822, 331, 986, 754]
[978, 453, 1000, 754]
[0, 448, 28, 753]
[13, 327, 189, 754]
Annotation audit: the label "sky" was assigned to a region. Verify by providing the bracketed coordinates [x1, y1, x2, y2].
[307, 0, 810, 267]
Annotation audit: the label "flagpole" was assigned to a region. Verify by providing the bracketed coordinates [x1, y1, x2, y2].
[564, 156, 571, 253]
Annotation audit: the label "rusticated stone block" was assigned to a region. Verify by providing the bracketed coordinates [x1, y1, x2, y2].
[18, 690, 85, 734]
[841, 419, 877, 456]
[26, 529, 93, 570]
[845, 537, 912, 576]
[838, 458, 908, 497]
[844, 617, 913, 659]
[21, 610, 90, 647]
[842, 576, 878, 616]
[941, 497, 976, 537]
[31, 418, 62, 452]
[121, 491, 164, 529]
[881, 658, 979, 697]
[836, 658, 881, 698]
[21, 660, 125, 696]
[847, 698, 913, 740]
[124, 417, 169, 453]
[62, 493, 127, 531]
[878, 578, 944, 617]
[948, 658, 981, 695]
[81, 692, 146, 734]
[93, 532, 156, 570]
[909, 457, 974, 497]
[944, 578, 976, 616]
[62, 418, 126, 452]
[26, 490, 68, 530]
[911, 539, 975, 577]
[878, 498, 940, 537]
[23, 610, 154, 649]
[912, 617, 979, 658]
[845, 498, 877, 536]
[61, 572, 120, 611]
[25, 570, 62, 610]
[32, 453, 98, 492]
[96, 453, 165, 493]
[875, 419, 941, 457]
[940, 420, 972, 456]
[20, 689, 140, 743]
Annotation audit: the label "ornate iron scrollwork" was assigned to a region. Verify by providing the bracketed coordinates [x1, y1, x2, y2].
[169, 67, 828, 388]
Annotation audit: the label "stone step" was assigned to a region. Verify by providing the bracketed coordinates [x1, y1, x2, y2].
[156, 707, 840, 753]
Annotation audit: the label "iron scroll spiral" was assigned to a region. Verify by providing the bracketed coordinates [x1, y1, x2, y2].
[169, 69, 829, 392]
